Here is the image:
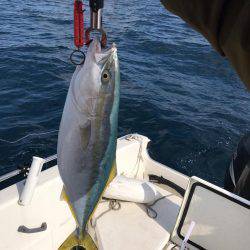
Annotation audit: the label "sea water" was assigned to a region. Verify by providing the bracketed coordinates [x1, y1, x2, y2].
[0, 0, 249, 186]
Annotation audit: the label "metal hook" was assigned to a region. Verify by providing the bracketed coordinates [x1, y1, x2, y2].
[85, 27, 107, 48]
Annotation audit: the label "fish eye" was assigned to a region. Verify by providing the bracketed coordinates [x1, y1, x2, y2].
[101, 70, 111, 84]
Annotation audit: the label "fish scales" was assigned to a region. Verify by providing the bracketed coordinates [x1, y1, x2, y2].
[57, 38, 120, 234]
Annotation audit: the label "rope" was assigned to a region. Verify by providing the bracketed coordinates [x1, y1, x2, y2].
[0, 130, 59, 144]
[108, 199, 121, 210]
[144, 196, 166, 219]
[102, 197, 122, 211]
[124, 134, 144, 178]
[103, 196, 166, 219]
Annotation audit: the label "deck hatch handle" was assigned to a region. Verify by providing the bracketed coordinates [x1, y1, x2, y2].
[17, 222, 47, 233]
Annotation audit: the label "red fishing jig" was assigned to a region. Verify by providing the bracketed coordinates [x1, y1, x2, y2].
[74, 0, 84, 48]
[70, 0, 86, 65]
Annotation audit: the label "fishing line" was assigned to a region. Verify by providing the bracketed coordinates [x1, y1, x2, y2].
[0, 130, 59, 144]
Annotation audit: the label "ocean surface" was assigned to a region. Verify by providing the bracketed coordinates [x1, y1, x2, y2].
[0, 0, 249, 187]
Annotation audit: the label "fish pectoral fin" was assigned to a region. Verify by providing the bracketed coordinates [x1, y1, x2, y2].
[80, 120, 91, 150]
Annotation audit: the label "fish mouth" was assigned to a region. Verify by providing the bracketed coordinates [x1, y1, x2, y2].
[90, 38, 117, 65]
[91, 37, 117, 53]
[100, 44, 117, 63]
[100, 44, 117, 57]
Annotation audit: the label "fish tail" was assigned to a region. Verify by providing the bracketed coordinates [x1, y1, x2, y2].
[59, 231, 97, 250]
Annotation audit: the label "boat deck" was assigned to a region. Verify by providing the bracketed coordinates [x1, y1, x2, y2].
[88, 182, 183, 250]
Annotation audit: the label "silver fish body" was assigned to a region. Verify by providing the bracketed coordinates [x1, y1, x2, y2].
[57, 38, 120, 232]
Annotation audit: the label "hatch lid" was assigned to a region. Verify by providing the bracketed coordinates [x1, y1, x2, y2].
[171, 176, 250, 250]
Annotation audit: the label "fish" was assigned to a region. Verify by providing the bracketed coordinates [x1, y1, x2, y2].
[57, 37, 120, 235]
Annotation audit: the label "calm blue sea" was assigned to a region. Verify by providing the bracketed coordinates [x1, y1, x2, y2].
[0, 0, 249, 186]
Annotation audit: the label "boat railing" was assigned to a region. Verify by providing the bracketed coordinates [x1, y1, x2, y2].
[0, 154, 57, 206]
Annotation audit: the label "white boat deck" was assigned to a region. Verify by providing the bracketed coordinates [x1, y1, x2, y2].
[89, 184, 182, 250]
[0, 134, 249, 250]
